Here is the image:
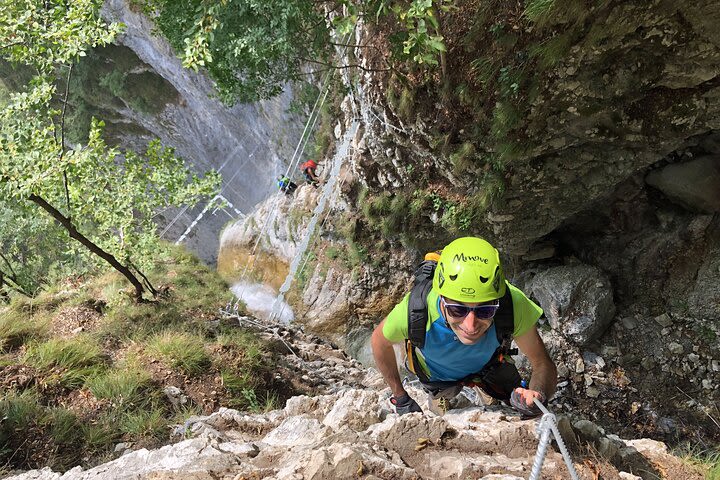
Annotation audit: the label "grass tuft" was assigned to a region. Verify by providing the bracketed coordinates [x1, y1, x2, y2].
[0, 390, 43, 435]
[491, 101, 521, 138]
[469, 57, 497, 89]
[24, 336, 104, 371]
[529, 33, 574, 69]
[0, 311, 49, 351]
[147, 331, 210, 376]
[120, 407, 167, 438]
[523, 0, 556, 26]
[86, 363, 152, 406]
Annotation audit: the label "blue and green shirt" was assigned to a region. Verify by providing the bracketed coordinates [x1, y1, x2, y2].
[382, 282, 542, 381]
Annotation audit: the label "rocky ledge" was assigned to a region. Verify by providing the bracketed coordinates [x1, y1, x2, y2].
[7, 317, 704, 480]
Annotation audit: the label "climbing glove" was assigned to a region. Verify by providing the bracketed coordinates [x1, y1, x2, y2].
[510, 389, 545, 418]
[390, 393, 422, 415]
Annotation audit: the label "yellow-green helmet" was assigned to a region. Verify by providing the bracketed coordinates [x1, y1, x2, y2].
[432, 237, 506, 302]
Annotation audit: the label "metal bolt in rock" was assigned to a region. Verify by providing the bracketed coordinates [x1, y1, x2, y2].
[529, 399, 580, 480]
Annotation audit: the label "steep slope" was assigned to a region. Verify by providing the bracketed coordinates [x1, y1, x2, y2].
[218, 0, 720, 451]
[7, 315, 704, 480]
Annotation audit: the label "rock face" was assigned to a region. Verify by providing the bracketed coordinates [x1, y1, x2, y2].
[217, 0, 720, 448]
[88, 0, 306, 263]
[6, 317, 702, 480]
[645, 154, 720, 213]
[527, 265, 616, 346]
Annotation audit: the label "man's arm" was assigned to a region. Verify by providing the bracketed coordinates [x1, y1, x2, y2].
[513, 325, 557, 403]
[371, 318, 407, 398]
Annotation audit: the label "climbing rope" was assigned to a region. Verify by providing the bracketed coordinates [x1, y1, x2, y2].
[266, 119, 359, 323]
[224, 30, 358, 315]
[267, 142, 356, 324]
[231, 32, 354, 298]
[529, 399, 580, 480]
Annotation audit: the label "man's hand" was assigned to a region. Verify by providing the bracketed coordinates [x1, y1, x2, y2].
[510, 387, 545, 417]
[390, 393, 422, 415]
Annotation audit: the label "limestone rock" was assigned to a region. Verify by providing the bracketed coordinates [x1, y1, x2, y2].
[645, 155, 720, 213]
[528, 265, 616, 346]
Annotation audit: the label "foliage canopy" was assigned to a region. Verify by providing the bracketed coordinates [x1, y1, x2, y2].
[0, 0, 221, 299]
[140, 0, 333, 104]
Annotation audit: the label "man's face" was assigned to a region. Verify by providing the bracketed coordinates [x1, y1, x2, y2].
[440, 296, 499, 345]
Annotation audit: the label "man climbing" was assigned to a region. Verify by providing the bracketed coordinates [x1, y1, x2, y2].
[299, 159, 321, 187]
[371, 236, 557, 417]
[276, 175, 297, 195]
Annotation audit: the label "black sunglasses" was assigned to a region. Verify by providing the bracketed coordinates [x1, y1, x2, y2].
[441, 297, 500, 319]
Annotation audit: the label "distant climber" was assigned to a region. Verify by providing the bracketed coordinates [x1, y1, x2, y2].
[276, 175, 297, 195]
[299, 159, 321, 187]
[371, 236, 557, 417]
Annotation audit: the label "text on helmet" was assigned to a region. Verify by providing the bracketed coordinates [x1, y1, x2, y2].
[453, 253, 489, 264]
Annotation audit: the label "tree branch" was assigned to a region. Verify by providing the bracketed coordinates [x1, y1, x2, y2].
[0, 266, 31, 298]
[28, 193, 147, 300]
[60, 64, 73, 216]
[0, 251, 18, 278]
[0, 41, 24, 50]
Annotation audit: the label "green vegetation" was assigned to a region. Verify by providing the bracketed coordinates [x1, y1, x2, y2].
[0, 311, 49, 350]
[0, 247, 291, 472]
[65, 45, 180, 144]
[86, 362, 152, 406]
[148, 331, 211, 376]
[137, 0, 332, 104]
[134, 0, 459, 105]
[677, 444, 720, 480]
[449, 142, 476, 174]
[296, 250, 317, 291]
[24, 336, 104, 371]
[523, 0, 556, 25]
[0, 1, 222, 301]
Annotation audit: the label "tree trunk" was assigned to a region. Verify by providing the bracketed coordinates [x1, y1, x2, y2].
[0, 272, 8, 302]
[0, 263, 32, 298]
[28, 194, 146, 300]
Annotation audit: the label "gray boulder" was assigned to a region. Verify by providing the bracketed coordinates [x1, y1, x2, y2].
[528, 265, 616, 346]
[645, 155, 720, 213]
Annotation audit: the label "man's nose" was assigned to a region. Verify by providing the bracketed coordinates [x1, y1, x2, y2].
[463, 311, 478, 328]
[464, 310, 491, 329]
